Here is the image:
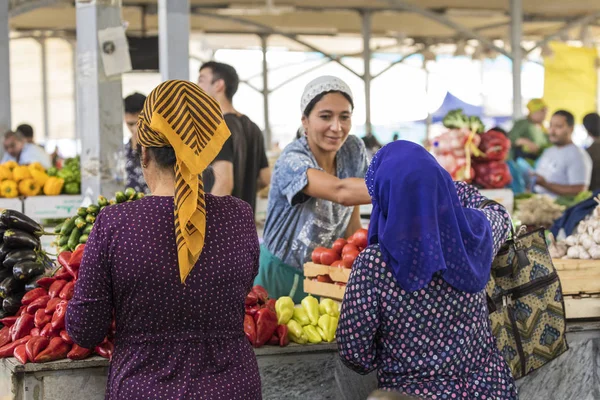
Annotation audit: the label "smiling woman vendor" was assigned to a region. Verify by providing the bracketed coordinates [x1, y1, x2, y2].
[256, 76, 371, 303]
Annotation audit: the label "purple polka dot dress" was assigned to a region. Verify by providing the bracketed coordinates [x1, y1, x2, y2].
[337, 182, 518, 399]
[66, 195, 262, 400]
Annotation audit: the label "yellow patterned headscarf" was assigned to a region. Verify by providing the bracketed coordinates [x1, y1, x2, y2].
[137, 80, 231, 283]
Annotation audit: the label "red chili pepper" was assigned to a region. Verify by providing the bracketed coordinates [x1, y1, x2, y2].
[0, 316, 18, 327]
[475, 130, 511, 162]
[58, 251, 79, 280]
[0, 335, 31, 358]
[243, 314, 257, 346]
[34, 308, 50, 328]
[21, 288, 48, 306]
[13, 344, 28, 364]
[268, 333, 279, 346]
[69, 245, 85, 270]
[245, 304, 261, 316]
[245, 291, 258, 306]
[252, 285, 269, 304]
[26, 295, 50, 314]
[59, 330, 73, 345]
[36, 277, 56, 289]
[53, 268, 72, 281]
[45, 297, 62, 315]
[473, 161, 513, 189]
[11, 313, 35, 342]
[51, 301, 68, 331]
[265, 298, 276, 313]
[68, 344, 93, 360]
[0, 326, 10, 347]
[94, 340, 114, 360]
[48, 280, 68, 298]
[30, 328, 40, 337]
[16, 306, 26, 317]
[277, 324, 289, 347]
[253, 308, 278, 348]
[26, 336, 49, 361]
[34, 337, 71, 363]
[40, 323, 57, 338]
[59, 281, 75, 300]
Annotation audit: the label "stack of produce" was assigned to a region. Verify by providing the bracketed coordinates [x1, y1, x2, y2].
[514, 195, 565, 229]
[0, 210, 55, 318]
[550, 197, 600, 259]
[431, 109, 484, 182]
[0, 246, 115, 364]
[0, 161, 65, 198]
[55, 188, 145, 253]
[310, 228, 368, 274]
[275, 295, 340, 345]
[472, 129, 512, 189]
[49, 156, 81, 195]
[244, 285, 289, 348]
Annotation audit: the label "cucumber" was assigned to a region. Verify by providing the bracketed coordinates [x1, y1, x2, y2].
[86, 205, 100, 215]
[74, 217, 87, 230]
[115, 192, 127, 203]
[68, 227, 81, 251]
[85, 214, 96, 224]
[53, 221, 65, 234]
[79, 234, 88, 244]
[58, 235, 69, 247]
[135, 192, 145, 200]
[77, 207, 88, 217]
[97, 196, 109, 207]
[60, 218, 76, 236]
[124, 187, 136, 200]
[109, 199, 116, 205]
[13, 261, 46, 281]
[83, 224, 94, 235]
[59, 245, 70, 254]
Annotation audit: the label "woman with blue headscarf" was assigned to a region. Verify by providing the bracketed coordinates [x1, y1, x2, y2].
[337, 141, 517, 399]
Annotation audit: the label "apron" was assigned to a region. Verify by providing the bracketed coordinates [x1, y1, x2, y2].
[255, 245, 308, 304]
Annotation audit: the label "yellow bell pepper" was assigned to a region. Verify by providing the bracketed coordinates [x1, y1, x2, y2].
[0, 180, 18, 198]
[293, 306, 311, 326]
[12, 166, 31, 182]
[319, 298, 340, 317]
[286, 319, 308, 344]
[302, 325, 323, 344]
[316, 326, 328, 342]
[2, 161, 17, 171]
[301, 295, 320, 326]
[30, 169, 49, 188]
[27, 162, 45, 174]
[0, 165, 12, 181]
[18, 179, 41, 197]
[318, 314, 338, 342]
[275, 296, 295, 325]
[43, 177, 64, 196]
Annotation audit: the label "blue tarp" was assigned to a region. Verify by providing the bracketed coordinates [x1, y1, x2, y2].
[432, 92, 484, 123]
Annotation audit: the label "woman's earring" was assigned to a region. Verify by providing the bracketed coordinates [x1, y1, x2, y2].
[142, 163, 147, 168]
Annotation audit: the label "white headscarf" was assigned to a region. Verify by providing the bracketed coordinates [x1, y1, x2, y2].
[300, 76, 353, 115]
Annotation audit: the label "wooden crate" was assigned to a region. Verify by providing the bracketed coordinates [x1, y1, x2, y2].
[303, 262, 351, 301]
[304, 262, 351, 283]
[564, 295, 600, 320]
[303, 279, 346, 301]
[553, 259, 600, 296]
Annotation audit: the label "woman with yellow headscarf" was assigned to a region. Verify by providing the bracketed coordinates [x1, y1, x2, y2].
[66, 80, 262, 400]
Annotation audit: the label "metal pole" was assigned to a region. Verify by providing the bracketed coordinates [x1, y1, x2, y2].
[361, 11, 373, 136]
[0, 0, 11, 136]
[425, 66, 433, 140]
[39, 38, 50, 141]
[158, 0, 190, 81]
[260, 34, 271, 148]
[510, 0, 523, 120]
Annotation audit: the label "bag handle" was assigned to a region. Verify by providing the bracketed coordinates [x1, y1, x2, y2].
[478, 199, 517, 240]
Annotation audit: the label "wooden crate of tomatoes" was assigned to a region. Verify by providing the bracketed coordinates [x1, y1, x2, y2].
[304, 228, 368, 301]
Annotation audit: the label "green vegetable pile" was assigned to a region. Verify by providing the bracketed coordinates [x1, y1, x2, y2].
[555, 190, 593, 209]
[48, 157, 81, 195]
[442, 109, 485, 134]
[54, 188, 145, 252]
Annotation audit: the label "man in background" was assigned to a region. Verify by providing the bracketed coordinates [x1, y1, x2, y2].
[15, 124, 36, 144]
[198, 61, 270, 214]
[584, 112, 600, 192]
[533, 110, 592, 197]
[2, 130, 51, 168]
[123, 93, 149, 193]
[509, 98, 549, 162]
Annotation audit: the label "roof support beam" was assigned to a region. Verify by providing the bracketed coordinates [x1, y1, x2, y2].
[526, 11, 600, 54]
[372, 49, 422, 80]
[510, 0, 523, 120]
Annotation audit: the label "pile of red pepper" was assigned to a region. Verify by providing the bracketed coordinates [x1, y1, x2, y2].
[244, 285, 289, 348]
[472, 129, 513, 189]
[0, 245, 114, 364]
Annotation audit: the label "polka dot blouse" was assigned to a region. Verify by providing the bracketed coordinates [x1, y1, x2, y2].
[66, 195, 262, 400]
[337, 182, 518, 399]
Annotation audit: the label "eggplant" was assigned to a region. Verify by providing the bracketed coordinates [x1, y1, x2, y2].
[3, 249, 38, 270]
[13, 261, 46, 281]
[0, 243, 10, 265]
[2, 292, 24, 314]
[0, 276, 25, 298]
[0, 309, 7, 319]
[24, 274, 44, 292]
[0, 209, 45, 237]
[0, 268, 12, 282]
[3, 229, 40, 250]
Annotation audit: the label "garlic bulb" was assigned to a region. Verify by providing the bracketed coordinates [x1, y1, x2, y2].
[590, 246, 600, 260]
[581, 234, 595, 250]
[580, 249, 592, 260]
[578, 221, 589, 234]
[567, 246, 583, 259]
[594, 229, 600, 245]
[565, 235, 580, 247]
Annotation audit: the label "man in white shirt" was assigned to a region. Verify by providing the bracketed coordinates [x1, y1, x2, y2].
[2, 130, 51, 169]
[533, 110, 592, 198]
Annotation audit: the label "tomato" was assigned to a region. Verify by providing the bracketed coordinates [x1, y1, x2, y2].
[332, 239, 347, 255]
[342, 250, 359, 269]
[352, 228, 368, 249]
[317, 275, 333, 283]
[311, 247, 328, 264]
[347, 234, 355, 245]
[320, 249, 341, 266]
[342, 244, 359, 256]
[331, 260, 344, 268]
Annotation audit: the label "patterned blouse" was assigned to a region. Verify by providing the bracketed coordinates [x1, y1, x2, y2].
[337, 182, 518, 399]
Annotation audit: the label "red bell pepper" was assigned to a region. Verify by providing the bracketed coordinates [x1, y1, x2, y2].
[95, 340, 114, 360]
[36, 277, 56, 289]
[0, 326, 10, 347]
[16, 306, 26, 317]
[243, 314, 257, 346]
[265, 298, 276, 313]
[26, 295, 50, 314]
[252, 285, 269, 304]
[45, 297, 61, 315]
[58, 251, 78, 280]
[11, 313, 35, 342]
[245, 291, 258, 306]
[68, 344, 93, 360]
[53, 268, 72, 281]
[26, 336, 50, 361]
[59, 281, 75, 300]
[30, 328, 40, 337]
[40, 323, 57, 338]
[60, 330, 73, 345]
[48, 280, 68, 298]
[0, 316, 18, 327]
[34, 337, 71, 363]
[21, 288, 47, 306]
[253, 308, 278, 348]
[13, 344, 28, 364]
[51, 301, 68, 331]
[277, 324, 289, 347]
[245, 304, 261, 316]
[69, 245, 85, 270]
[268, 333, 279, 346]
[473, 161, 513, 189]
[0, 335, 31, 358]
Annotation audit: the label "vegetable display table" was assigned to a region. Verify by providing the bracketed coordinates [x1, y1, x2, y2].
[554, 258, 600, 320]
[0, 343, 340, 400]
